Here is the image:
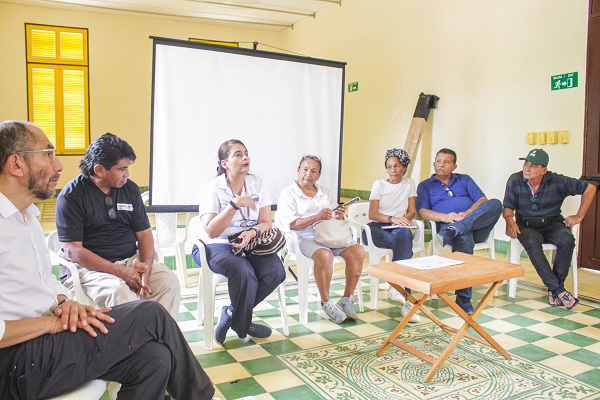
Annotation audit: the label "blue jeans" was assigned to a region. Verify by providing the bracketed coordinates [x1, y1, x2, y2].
[364, 222, 413, 293]
[366, 222, 413, 261]
[192, 243, 285, 337]
[437, 198, 502, 299]
[517, 220, 574, 295]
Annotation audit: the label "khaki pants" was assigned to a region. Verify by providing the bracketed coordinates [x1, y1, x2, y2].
[67, 253, 181, 320]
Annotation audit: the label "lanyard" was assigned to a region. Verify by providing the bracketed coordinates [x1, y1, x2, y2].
[226, 175, 251, 222]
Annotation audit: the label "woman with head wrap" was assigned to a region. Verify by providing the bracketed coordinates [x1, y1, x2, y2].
[366, 148, 420, 322]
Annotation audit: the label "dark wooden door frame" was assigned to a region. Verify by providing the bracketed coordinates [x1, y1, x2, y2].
[580, 0, 600, 270]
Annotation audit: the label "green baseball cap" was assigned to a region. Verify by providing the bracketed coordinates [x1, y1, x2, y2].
[519, 148, 549, 167]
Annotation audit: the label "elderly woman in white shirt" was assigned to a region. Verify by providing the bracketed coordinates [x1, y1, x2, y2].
[192, 139, 285, 346]
[277, 155, 364, 324]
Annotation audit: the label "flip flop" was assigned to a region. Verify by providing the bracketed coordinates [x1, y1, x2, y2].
[558, 290, 579, 310]
[548, 291, 560, 307]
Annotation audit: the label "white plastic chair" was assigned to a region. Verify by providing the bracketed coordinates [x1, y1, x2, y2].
[188, 216, 289, 350]
[426, 220, 496, 259]
[47, 233, 120, 400]
[506, 225, 579, 298]
[142, 192, 197, 288]
[47, 230, 98, 307]
[274, 211, 364, 324]
[347, 202, 426, 309]
[49, 379, 107, 400]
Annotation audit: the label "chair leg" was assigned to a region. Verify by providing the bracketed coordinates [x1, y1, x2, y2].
[277, 283, 289, 336]
[370, 276, 380, 309]
[297, 266, 310, 325]
[356, 277, 364, 312]
[572, 252, 578, 298]
[508, 239, 520, 298]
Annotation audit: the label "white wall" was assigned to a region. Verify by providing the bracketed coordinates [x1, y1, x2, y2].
[0, 2, 283, 184]
[0, 0, 590, 240]
[283, 0, 589, 238]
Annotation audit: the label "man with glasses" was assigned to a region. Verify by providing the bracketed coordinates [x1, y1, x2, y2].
[55, 133, 180, 319]
[503, 149, 595, 310]
[0, 120, 214, 399]
[417, 148, 502, 314]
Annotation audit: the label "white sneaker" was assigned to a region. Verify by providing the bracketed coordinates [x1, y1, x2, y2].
[337, 295, 358, 320]
[388, 287, 406, 303]
[322, 300, 347, 324]
[401, 301, 421, 323]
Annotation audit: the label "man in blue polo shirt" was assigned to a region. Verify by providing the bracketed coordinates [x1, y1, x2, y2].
[417, 148, 502, 314]
[503, 149, 595, 310]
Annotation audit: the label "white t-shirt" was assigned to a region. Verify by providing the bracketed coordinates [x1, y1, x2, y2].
[199, 173, 272, 244]
[0, 192, 69, 340]
[276, 181, 337, 239]
[369, 177, 417, 219]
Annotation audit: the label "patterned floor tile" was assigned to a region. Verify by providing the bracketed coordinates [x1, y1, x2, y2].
[173, 274, 600, 400]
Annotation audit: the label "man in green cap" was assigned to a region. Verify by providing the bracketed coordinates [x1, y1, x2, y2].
[502, 148, 595, 310]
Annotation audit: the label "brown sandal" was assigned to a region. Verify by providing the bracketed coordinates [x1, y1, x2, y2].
[548, 291, 560, 307]
[557, 290, 579, 310]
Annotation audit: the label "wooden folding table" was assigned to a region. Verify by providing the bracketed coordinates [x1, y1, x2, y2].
[368, 252, 525, 382]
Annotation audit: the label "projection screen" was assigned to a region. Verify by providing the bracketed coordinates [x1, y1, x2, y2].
[149, 37, 346, 212]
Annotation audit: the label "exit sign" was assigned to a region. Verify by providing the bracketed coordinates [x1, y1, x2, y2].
[348, 82, 358, 92]
[551, 72, 578, 91]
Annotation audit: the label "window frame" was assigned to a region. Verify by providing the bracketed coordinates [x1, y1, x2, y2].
[25, 23, 90, 155]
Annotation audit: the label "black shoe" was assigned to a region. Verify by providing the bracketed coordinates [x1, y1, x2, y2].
[215, 306, 232, 345]
[247, 323, 272, 339]
[436, 226, 459, 247]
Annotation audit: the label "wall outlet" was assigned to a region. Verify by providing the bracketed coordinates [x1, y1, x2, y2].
[526, 132, 536, 145]
[558, 130, 570, 144]
[546, 131, 557, 144]
[536, 131, 546, 145]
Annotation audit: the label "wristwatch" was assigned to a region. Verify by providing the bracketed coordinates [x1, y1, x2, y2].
[388, 215, 393, 224]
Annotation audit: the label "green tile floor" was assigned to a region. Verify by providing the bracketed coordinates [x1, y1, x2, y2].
[169, 275, 600, 400]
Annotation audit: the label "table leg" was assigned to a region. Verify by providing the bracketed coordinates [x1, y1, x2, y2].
[426, 281, 509, 382]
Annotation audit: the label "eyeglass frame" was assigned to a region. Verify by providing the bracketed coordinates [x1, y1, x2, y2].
[13, 148, 56, 162]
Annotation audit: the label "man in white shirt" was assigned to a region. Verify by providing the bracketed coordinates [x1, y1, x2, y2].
[0, 120, 214, 400]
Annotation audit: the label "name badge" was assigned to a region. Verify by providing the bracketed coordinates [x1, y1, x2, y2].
[117, 203, 134, 211]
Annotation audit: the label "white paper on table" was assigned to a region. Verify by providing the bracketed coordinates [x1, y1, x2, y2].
[395, 255, 464, 270]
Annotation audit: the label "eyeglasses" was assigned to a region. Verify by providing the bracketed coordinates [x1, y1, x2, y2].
[302, 155, 321, 161]
[442, 184, 454, 197]
[531, 195, 538, 211]
[105, 196, 117, 219]
[14, 148, 56, 162]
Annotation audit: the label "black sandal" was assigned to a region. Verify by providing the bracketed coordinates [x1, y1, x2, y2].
[558, 291, 579, 310]
[548, 291, 560, 307]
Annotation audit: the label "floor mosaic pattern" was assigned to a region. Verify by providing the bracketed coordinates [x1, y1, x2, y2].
[170, 276, 600, 400]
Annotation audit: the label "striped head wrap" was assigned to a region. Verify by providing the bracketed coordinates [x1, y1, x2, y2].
[385, 148, 411, 167]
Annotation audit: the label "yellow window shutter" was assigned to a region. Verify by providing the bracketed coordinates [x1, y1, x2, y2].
[30, 66, 57, 146]
[62, 68, 88, 152]
[30, 29, 56, 60]
[60, 31, 85, 62]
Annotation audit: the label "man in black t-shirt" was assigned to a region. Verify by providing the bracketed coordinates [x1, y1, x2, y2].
[55, 133, 180, 319]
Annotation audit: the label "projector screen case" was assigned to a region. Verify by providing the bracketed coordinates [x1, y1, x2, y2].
[149, 37, 346, 213]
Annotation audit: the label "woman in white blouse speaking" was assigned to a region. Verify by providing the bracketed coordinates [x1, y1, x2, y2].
[193, 139, 285, 346]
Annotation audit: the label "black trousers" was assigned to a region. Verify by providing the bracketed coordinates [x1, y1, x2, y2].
[1, 301, 214, 400]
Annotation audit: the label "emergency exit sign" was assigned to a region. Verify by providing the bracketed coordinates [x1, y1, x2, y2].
[348, 82, 358, 92]
[551, 72, 578, 91]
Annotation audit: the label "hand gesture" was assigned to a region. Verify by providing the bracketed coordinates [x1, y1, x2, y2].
[131, 259, 152, 297]
[232, 196, 258, 212]
[231, 228, 258, 249]
[442, 212, 463, 223]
